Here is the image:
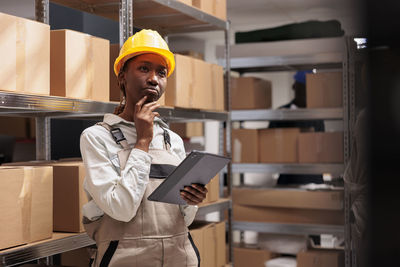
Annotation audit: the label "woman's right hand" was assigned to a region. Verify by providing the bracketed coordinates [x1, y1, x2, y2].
[134, 96, 160, 152]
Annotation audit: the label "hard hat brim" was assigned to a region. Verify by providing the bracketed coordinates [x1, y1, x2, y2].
[114, 46, 175, 77]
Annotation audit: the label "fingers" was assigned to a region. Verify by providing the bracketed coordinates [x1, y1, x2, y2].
[180, 184, 208, 205]
[135, 95, 148, 112]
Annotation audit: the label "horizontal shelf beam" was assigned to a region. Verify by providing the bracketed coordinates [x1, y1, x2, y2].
[0, 233, 95, 267]
[231, 163, 344, 174]
[231, 108, 343, 121]
[233, 221, 344, 235]
[196, 198, 231, 217]
[0, 92, 228, 121]
[224, 52, 343, 73]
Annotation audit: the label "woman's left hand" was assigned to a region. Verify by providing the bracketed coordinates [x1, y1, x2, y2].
[180, 184, 208, 205]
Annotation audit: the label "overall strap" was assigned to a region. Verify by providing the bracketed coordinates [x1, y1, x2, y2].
[160, 125, 171, 151]
[97, 122, 129, 149]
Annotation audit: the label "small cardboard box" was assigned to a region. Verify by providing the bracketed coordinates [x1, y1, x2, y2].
[231, 77, 272, 110]
[170, 122, 204, 138]
[233, 188, 343, 210]
[109, 43, 120, 102]
[192, 0, 213, 16]
[0, 12, 50, 95]
[189, 221, 226, 267]
[298, 132, 344, 163]
[233, 204, 344, 225]
[297, 249, 344, 267]
[204, 174, 220, 204]
[234, 247, 277, 267]
[258, 128, 300, 163]
[52, 162, 88, 232]
[232, 129, 258, 163]
[50, 30, 109, 101]
[306, 72, 342, 108]
[213, 0, 227, 20]
[0, 166, 53, 250]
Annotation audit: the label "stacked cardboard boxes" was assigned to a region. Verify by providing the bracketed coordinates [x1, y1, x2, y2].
[0, 166, 53, 250]
[297, 249, 344, 267]
[170, 122, 204, 138]
[234, 247, 277, 267]
[190, 221, 226, 267]
[0, 12, 50, 96]
[306, 72, 342, 108]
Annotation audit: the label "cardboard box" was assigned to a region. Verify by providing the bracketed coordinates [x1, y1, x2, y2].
[192, 0, 213, 16]
[0, 166, 53, 250]
[109, 43, 120, 102]
[0, 116, 30, 139]
[170, 122, 204, 138]
[233, 205, 344, 225]
[213, 0, 227, 20]
[204, 174, 220, 204]
[234, 247, 277, 267]
[177, 0, 192, 6]
[211, 63, 225, 111]
[258, 128, 300, 163]
[52, 162, 88, 232]
[231, 77, 272, 110]
[0, 12, 49, 95]
[233, 188, 343, 210]
[232, 129, 258, 163]
[50, 30, 109, 101]
[306, 72, 342, 108]
[192, 57, 213, 110]
[190, 221, 226, 267]
[61, 247, 92, 267]
[165, 54, 193, 108]
[297, 249, 344, 267]
[299, 132, 344, 163]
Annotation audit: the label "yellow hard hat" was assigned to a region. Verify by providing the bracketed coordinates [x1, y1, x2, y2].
[114, 29, 175, 77]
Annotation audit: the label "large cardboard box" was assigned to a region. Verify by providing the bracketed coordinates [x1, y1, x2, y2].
[258, 128, 300, 163]
[299, 132, 344, 163]
[192, 57, 213, 110]
[0, 166, 53, 250]
[233, 188, 343, 210]
[231, 77, 272, 110]
[170, 122, 204, 138]
[0, 12, 50, 95]
[50, 30, 109, 101]
[52, 162, 88, 232]
[231, 129, 258, 163]
[306, 72, 342, 108]
[233, 205, 344, 225]
[190, 221, 226, 267]
[234, 247, 277, 267]
[297, 249, 344, 267]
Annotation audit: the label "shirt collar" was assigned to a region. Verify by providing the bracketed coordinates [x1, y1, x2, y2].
[103, 113, 169, 129]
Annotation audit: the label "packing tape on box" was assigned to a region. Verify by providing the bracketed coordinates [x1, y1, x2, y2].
[16, 19, 26, 92]
[18, 171, 32, 243]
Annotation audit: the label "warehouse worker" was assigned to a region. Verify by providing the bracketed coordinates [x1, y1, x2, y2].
[80, 29, 205, 267]
[269, 70, 324, 185]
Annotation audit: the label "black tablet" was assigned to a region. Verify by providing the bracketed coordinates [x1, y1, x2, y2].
[148, 151, 230, 205]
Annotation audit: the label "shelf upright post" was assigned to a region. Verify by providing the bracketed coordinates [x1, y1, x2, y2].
[36, 117, 51, 161]
[224, 20, 233, 265]
[119, 0, 133, 47]
[35, 0, 49, 24]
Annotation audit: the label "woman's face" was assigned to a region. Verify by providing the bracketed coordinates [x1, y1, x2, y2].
[121, 53, 168, 105]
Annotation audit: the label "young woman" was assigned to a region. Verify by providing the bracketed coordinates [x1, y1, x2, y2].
[80, 29, 207, 267]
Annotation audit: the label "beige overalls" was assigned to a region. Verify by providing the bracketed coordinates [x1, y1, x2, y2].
[84, 123, 200, 267]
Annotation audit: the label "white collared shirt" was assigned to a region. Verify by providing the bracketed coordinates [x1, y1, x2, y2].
[80, 113, 197, 225]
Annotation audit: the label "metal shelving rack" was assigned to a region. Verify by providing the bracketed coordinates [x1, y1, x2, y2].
[224, 37, 353, 266]
[0, 1, 232, 266]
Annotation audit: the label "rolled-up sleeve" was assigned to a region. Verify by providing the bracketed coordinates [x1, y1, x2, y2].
[80, 130, 151, 222]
